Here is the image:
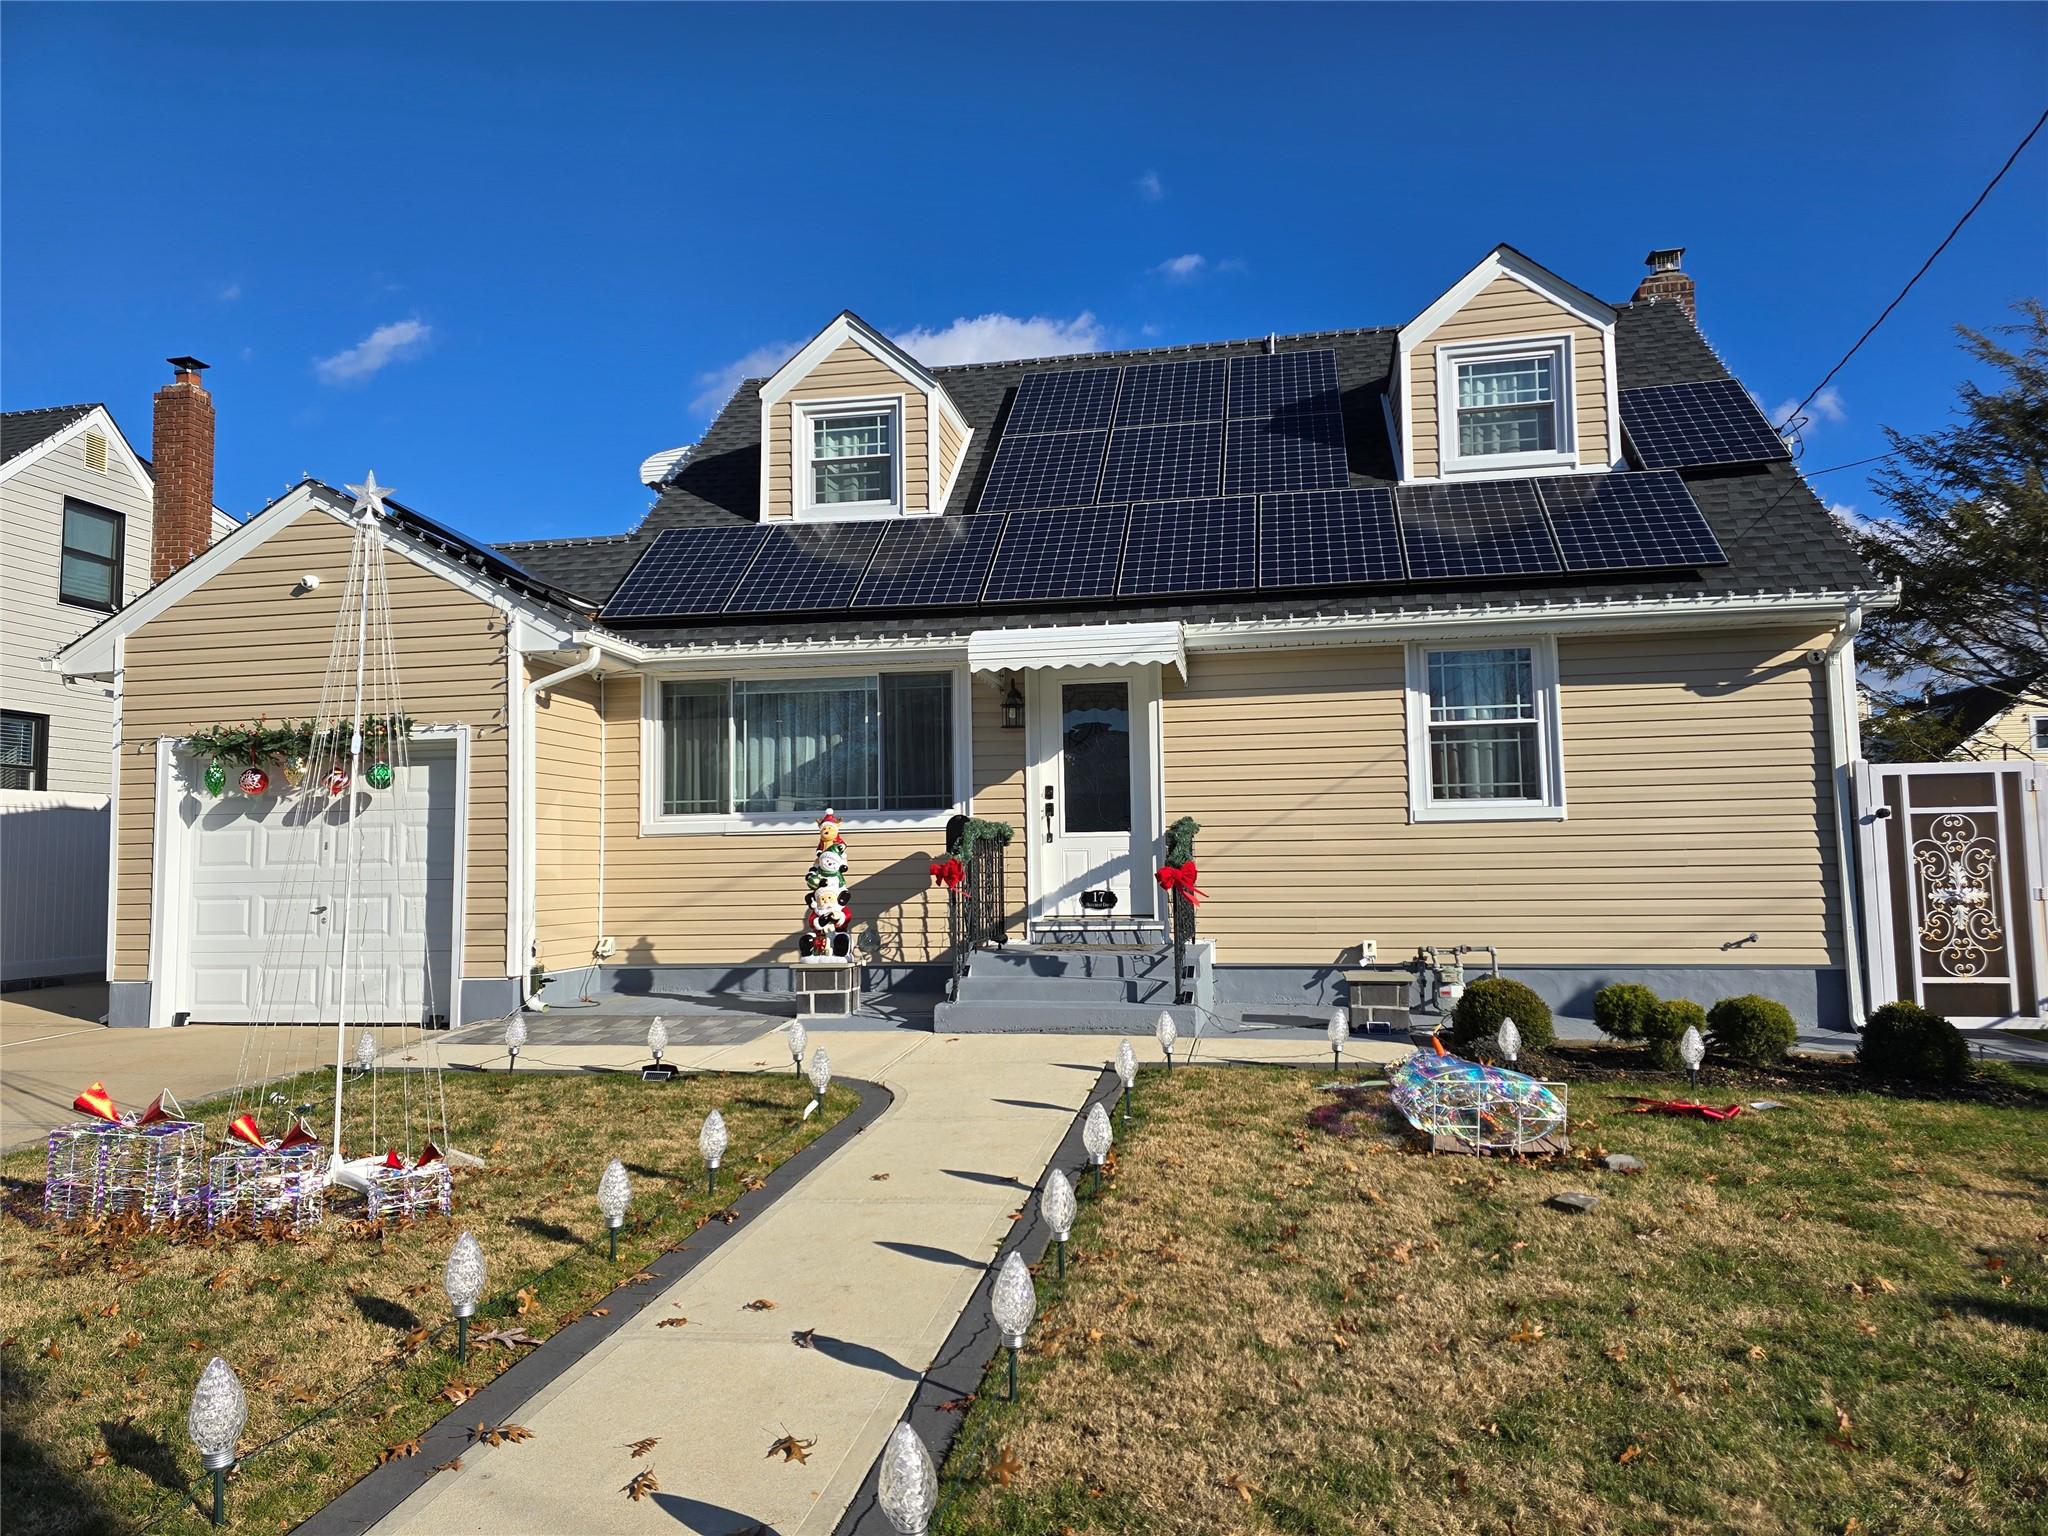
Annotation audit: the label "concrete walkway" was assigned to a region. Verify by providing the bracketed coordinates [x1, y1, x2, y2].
[370, 1023, 1406, 1536]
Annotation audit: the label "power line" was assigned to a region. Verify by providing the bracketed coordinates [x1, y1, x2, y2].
[1774, 104, 2048, 434]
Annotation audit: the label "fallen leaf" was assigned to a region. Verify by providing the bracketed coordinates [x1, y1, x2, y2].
[1389, 1242, 1414, 1265]
[1508, 1323, 1545, 1345]
[514, 1287, 537, 1318]
[398, 1327, 431, 1353]
[626, 1437, 659, 1458]
[938, 1395, 976, 1413]
[590, 1308, 610, 1318]
[470, 1328, 540, 1350]
[1871, 1275, 1897, 1294]
[431, 1458, 463, 1473]
[467, 1421, 534, 1447]
[1604, 1342, 1627, 1362]
[87, 1450, 112, 1469]
[117, 1330, 141, 1352]
[745, 1299, 777, 1312]
[439, 1383, 477, 1406]
[767, 1433, 814, 1464]
[1747, 1344, 1768, 1362]
[987, 1445, 1023, 1485]
[623, 1468, 660, 1501]
[1854, 1321, 1879, 1336]
[870, 1172, 891, 1181]
[97, 1302, 119, 1319]
[1217, 1473, 1255, 1504]
[792, 1328, 816, 1349]
[655, 1317, 688, 1329]
[1618, 1444, 1645, 1465]
[378, 1439, 421, 1465]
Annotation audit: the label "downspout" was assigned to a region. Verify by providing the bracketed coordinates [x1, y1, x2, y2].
[1823, 598, 1867, 1030]
[522, 640, 603, 1006]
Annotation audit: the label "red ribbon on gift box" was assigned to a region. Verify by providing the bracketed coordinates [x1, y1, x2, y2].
[1155, 863, 1207, 905]
[73, 1082, 121, 1124]
[929, 857, 966, 891]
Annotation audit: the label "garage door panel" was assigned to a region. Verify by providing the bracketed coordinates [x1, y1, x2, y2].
[194, 896, 255, 940]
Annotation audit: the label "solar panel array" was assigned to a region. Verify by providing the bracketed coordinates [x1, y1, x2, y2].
[1619, 379, 1792, 470]
[601, 470, 1726, 619]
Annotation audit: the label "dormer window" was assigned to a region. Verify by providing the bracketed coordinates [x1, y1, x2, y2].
[1437, 338, 1575, 475]
[797, 398, 903, 518]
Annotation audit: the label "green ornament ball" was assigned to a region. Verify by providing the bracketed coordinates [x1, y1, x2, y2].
[203, 761, 226, 797]
[366, 761, 394, 790]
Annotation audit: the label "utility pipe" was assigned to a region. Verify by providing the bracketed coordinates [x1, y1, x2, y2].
[1822, 597, 1867, 1030]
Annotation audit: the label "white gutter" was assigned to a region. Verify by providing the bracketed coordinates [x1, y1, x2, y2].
[1823, 597, 1868, 1030]
[520, 638, 605, 1001]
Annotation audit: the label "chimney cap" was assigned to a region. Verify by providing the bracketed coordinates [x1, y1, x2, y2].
[166, 355, 210, 374]
[1644, 248, 1685, 273]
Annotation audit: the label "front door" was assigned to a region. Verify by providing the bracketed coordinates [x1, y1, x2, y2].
[1026, 668, 1160, 924]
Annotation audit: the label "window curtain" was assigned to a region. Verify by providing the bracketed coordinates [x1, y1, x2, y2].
[1427, 649, 1539, 801]
[880, 672, 952, 809]
[735, 677, 878, 812]
[812, 413, 891, 504]
[1456, 357, 1555, 456]
[662, 681, 728, 814]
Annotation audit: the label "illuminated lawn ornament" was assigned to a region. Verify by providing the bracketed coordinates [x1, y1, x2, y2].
[1388, 1047, 1566, 1153]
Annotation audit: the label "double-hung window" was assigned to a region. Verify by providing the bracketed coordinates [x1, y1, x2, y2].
[1406, 641, 1563, 820]
[59, 500, 124, 611]
[655, 670, 957, 826]
[800, 401, 900, 516]
[2032, 714, 2048, 754]
[1436, 339, 1574, 475]
[0, 711, 49, 791]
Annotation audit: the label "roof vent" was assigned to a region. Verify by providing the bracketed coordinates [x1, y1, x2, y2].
[638, 445, 692, 489]
[84, 430, 108, 472]
[1646, 247, 1685, 273]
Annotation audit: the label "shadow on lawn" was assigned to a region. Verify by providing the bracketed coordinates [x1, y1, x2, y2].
[99, 1417, 188, 1493]
[1932, 1293, 2047, 1331]
[511, 1215, 582, 1246]
[350, 1292, 420, 1330]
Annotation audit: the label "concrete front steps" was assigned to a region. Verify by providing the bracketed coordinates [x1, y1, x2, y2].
[932, 944, 1201, 1034]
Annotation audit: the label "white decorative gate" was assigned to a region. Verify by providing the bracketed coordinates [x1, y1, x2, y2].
[1855, 761, 2045, 1026]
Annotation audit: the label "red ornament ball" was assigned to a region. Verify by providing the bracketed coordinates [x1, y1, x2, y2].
[238, 767, 269, 796]
[325, 768, 351, 796]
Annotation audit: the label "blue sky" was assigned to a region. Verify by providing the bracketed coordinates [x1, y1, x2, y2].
[4, 3, 2043, 543]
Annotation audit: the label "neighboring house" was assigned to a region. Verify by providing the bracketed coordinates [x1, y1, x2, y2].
[59, 246, 1890, 1032]
[1864, 676, 2048, 763]
[1, 361, 236, 982]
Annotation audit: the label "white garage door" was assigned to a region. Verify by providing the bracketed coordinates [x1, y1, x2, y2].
[184, 750, 455, 1024]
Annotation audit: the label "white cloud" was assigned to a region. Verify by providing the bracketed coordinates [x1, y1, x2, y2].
[892, 312, 1104, 366]
[1152, 254, 1206, 281]
[1136, 170, 1164, 201]
[1758, 385, 1847, 436]
[689, 339, 800, 416]
[218, 281, 242, 303]
[314, 318, 431, 384]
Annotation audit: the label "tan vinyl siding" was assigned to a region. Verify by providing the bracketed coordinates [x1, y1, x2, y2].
[936, 406, 967, 507]
[765, 338, 930, 520]
[970, 677, 1028, 935]
[1959, 700, 2047, 762]
[1409, 275, 1610, 479]
[113, 509, 511, 980]
[530, 666, 603, 971]
[1, 422, 156, 793]
[599, 676, 1022, 965]
[1161, 627, 1840, 967]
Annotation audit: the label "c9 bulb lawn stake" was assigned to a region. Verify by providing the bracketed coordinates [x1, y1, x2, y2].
[788, 1019, 807, 1078]
[444, 1231, 487, 1364]
[1679, 1024, 1706, 1088]
[647, 1017, 668, 1070]
[504, 1016, 527, 1074]
[597, 1159, 632, 1262]
[1328, 1005, 1349, 1075]
[989, 1250, 1036, 1401]
[187, 1356, 247, 1527]
[1115, 1038, 1137, 1123]
[877, 1420, 939, 1534]
[1497, 1015, 1521, 1066]
[1155, 1010, 1177, 1070]
[1041, 1168, 1076, 1278]
[1082, 1102, 1113, 1197]
[699, 1108, 728, 1197]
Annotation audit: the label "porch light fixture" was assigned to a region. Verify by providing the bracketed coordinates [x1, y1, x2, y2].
[788, 1020, 807, 1078]
[1328, 1006, 1349, 1074]
[877, 1421, 940, 1534]
[597, 1159, 631, 1261]
[1155, 1010, 1177, 1070]
[647, 1017, 668, 1069]
[699, 1108, 728, 1196]
[808, 1048, 832, 1104]
[1115, 1039, 1137, 1122]
[1000, 673, 1025, 731]
[1041, 1168, 1077, 1277]
[444, 1230, 487, 1363]
[186, 1355, 248, 1527]
[1497, 1016, 1521, 1066]
[354, 1029, 377, 1073]
[1082, 1101, 1113, 1195]
[504, 1017, 527, 1074]
[989, 1250, 1036, 1400]
[1679, 1025, 1706, 1087]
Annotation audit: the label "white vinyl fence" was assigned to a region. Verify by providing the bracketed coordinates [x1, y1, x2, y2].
[0, 791, 109, 984]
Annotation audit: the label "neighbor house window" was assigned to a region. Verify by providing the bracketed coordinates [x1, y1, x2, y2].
[1436, 339, 1574, 474]
[801, 403, 900, 515]
[657, 670, 955, 821]
[0, 711, 48, 790]
[2032, 714, 2048, 753]
[1406, 641, 1563, 820]
[58, 500, 124, 611]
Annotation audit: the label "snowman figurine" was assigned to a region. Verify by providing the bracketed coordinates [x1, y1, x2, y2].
[801, 809, 852, 957]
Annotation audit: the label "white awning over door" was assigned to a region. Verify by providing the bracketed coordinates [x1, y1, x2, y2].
[967, 622, 1185, 681]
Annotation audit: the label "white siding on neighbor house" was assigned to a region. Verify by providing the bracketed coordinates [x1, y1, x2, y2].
[0, 422, 156, 794]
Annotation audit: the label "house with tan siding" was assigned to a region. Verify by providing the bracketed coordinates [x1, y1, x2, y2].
[57, 245, 1891, 1033]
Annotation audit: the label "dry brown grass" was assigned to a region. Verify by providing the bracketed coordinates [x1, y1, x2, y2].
[0, 1064, 851, 1536]
[937, 1065, 2048, 1536]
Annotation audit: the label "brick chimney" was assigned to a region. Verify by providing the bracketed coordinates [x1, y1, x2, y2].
[1633, 248, 1696, 324]
[151, 356, 214, 582]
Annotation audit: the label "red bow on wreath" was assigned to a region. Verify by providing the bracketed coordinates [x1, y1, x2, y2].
[928, 857, 966, 891]
[1155, 863, 1207, 905]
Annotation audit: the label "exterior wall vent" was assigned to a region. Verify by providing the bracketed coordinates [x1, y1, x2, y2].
[84, 430, 108, 472]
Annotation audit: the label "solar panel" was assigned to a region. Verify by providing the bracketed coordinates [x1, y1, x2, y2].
[1227, 349, 1340, 419]
[1118, 497, 1258, 597]
[1115, 359, 1227, 427]
[850, 515, 1006, 608]
[1099, 422, 1223, 503]
[1223, 410, 1349, 495]
[602, 525, 766, 618]
[1004, 366, 1121, 436]
[1396, 480, 1562, 580]
[983, 506, 1130, 603]
[1259, 489, 1403, 589]
[978, 431, 1108, 512]
[1535, 471, 1728, 572]
[723, 523, 883, 614]
[1619, 379, 1792, 469]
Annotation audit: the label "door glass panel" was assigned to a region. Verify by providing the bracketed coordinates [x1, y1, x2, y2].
[1062, 682, 1131, 833]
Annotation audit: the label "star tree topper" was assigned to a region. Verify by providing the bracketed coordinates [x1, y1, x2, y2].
[346, 471, 393, 520]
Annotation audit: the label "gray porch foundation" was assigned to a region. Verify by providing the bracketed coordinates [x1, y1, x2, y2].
[529, 963, 948, 1011]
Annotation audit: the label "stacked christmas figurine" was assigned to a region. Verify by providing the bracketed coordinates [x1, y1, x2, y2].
[802, 809, 852, 958]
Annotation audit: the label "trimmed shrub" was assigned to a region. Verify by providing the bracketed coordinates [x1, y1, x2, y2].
[1593, 983, 1661, 1042]
[1706, 994, 1798, 1066]
[1449, 977, 1554, 1054]
[1643, 998, 1705, 1072]
[1858, 1001, 1970, 1085]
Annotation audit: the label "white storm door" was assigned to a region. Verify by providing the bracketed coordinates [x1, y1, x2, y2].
[182, 751, 455, 1024]
[1026, 668, 1160, 922]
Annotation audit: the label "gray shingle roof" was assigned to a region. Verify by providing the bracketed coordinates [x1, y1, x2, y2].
[2, 403, 99, 464]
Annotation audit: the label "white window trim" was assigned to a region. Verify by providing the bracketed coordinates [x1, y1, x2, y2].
[793, 395, 907, 521]
[1404, 637, 1566, 823]
[638, 663, 973, 835]
[1434, 335, 1578, 478]
[2031, 713, 2048, 753]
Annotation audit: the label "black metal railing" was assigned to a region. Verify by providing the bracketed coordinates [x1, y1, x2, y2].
[942, 817, 1012, 1002]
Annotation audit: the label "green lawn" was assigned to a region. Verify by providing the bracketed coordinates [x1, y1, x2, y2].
[935, 1061, 2048, 1535]
[0, 1066, 853, 1536]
